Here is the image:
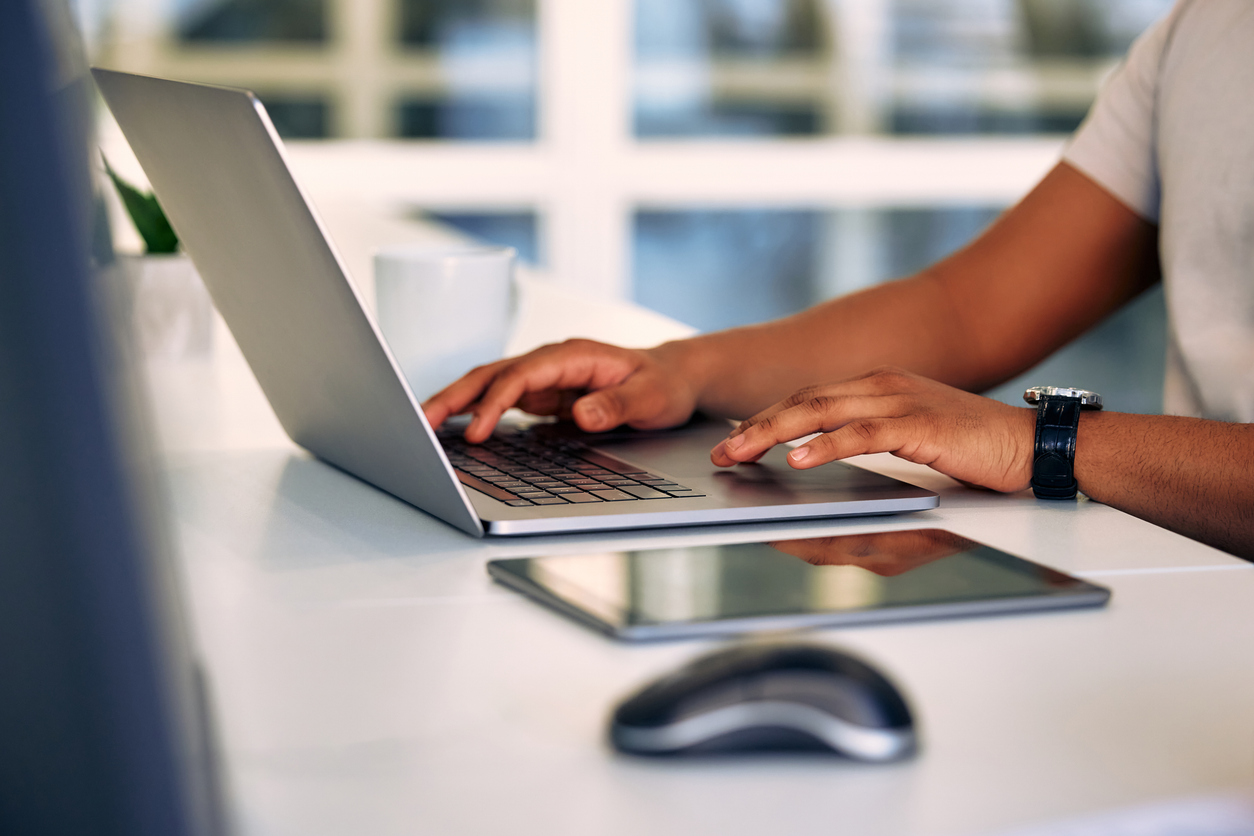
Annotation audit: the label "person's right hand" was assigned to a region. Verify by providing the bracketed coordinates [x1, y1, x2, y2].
[421, 338, 702, 443]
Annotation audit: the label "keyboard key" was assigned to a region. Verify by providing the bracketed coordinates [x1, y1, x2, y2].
[456, 472, 520, 503]
[590, 489, 635, 501]
[619, 485, 670, 500]
[578, 449, 648, 475]
[445, 430, 686, 507]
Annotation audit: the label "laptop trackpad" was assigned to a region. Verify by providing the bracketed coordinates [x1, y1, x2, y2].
[581, 418, 921, 501]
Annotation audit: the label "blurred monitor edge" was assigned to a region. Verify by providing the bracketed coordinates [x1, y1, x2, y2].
[0, 2, 228, 835]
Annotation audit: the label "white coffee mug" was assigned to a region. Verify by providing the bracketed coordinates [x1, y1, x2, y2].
[374, 244, 517, 400]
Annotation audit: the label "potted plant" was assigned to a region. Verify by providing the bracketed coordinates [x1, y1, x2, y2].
[104, 156, 213, 357]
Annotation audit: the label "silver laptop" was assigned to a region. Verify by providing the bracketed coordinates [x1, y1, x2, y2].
[93, 68, 938, 537]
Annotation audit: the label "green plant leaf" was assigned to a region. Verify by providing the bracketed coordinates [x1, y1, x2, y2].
[102, 155, 180, 254]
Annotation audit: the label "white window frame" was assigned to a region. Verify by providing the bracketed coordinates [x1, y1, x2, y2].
[99, 0, 1073, 301]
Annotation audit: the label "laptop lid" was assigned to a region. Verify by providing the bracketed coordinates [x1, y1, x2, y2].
[94, 69, 937, 538]
[92, 68, 485, 537]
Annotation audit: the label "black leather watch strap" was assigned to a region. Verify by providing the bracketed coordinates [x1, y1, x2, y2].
[1031, 396, 1081, 500]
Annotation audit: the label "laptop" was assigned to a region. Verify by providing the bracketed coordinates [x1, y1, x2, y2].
[93, 68, 938, 537]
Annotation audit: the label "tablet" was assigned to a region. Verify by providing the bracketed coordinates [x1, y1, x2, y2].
[487, 529, 1110, 641]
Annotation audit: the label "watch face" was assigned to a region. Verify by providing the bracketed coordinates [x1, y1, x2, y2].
[1023, 387, 1103, 409]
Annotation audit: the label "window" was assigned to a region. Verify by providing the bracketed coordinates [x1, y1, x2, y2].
[91, 0, 1173, 411]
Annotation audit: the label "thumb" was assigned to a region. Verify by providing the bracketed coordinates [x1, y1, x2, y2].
[571, 388, 627, 432]
[571, 373, 680, 432]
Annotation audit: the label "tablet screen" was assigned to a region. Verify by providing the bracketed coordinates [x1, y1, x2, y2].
[487, 529, 1110, 640]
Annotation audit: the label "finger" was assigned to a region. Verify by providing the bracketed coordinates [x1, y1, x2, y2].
[466, 351, 636, 442]
[786, 417, 913, 469]
[569, 370, 683, 433]
[422, 358, 512, 428]
[517, 388, 583, 418]
[710, 439, 769, 467]
[719, 394, 909, 464]
[715, 392, 830, 465]
[725, 392, 814, 440]
[727, 371, 918, 439]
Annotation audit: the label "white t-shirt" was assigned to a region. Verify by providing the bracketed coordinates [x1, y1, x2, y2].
[1062, 0, 1254, 422]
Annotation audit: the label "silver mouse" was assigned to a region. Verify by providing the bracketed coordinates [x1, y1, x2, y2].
[610, 643, 917, 761]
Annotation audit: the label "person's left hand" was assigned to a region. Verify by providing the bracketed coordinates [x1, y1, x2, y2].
[710, 367, 1036, 493]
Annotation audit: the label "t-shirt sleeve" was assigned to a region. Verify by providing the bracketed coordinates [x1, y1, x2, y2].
[1062, 3, 1187, 223]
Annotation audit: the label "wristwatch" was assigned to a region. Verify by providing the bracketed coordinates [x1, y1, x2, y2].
[1023, 386, 1103, 500]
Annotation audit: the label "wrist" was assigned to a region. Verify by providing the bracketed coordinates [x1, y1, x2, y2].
[1071, 408, 1107, 492]
[1024, 387, 1103, 499]
[649, 337, 720, 410]
[1014, 406, 1038, 490]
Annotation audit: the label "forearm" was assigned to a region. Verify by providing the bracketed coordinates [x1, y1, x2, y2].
[1076, 412, 1254, 559]
[658, 162, 1159, 421]
[657, 271, 969, 419]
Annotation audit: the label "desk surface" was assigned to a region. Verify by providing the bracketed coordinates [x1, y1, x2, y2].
[139, 217, 1254, 836]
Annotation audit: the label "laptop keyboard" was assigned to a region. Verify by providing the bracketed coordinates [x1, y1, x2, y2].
[438, 428, 704, 507]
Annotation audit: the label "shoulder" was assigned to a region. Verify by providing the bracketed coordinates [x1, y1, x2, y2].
[1058, 0, 1205, 222]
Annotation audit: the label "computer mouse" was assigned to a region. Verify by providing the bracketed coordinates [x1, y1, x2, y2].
[609, 643, 917, 761]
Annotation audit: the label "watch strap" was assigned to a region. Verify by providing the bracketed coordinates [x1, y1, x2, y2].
[1031, 396, 1081, 500]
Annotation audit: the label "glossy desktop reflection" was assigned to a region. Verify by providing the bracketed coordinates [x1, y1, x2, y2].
[488, 529, 1110, 640]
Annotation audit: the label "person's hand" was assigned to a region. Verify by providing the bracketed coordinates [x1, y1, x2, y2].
[710, 366, 1036, 492]
[421, 338, 702, 443]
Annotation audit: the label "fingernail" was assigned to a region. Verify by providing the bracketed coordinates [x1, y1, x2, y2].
[581, 403, 605, 428]
[789, 447, 810, 463]
[725, 435, 746, 452]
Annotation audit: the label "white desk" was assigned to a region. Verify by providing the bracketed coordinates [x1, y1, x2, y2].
[139, 217, 1254, 835]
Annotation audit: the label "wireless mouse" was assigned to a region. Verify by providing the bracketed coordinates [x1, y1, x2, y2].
[609, 643, 917, 761]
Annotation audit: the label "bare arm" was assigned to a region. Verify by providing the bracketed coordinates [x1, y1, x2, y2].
[425, 161, 1159, 437]
[1075, 413, 1254, 559]
[425, 160, 1253, 555]
[673, 160, 1160, 417]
